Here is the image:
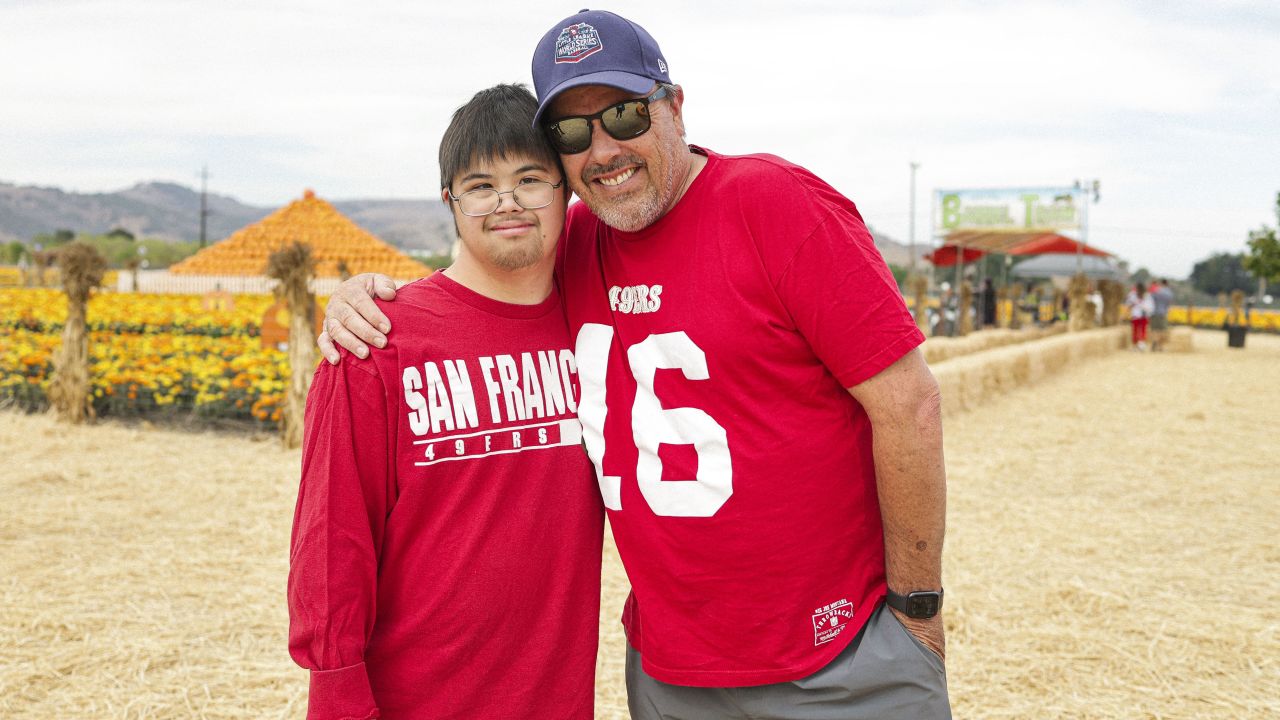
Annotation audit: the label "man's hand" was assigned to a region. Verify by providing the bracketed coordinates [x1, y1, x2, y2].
[892, 609, 945, 662]
[318, 273, 398, 363]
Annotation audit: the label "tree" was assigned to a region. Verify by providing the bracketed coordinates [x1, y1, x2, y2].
[1130, 267, 1152, 287]
[2, 241, 26, 264]
[106, 227, 135, 241]
[886, 262, 909, 288]
[1243, 191, 1280, 298]
[1189, 252, 1254, 296]
[32, 229, 76, 248]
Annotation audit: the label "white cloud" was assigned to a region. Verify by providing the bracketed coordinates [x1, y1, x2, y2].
[0, 0, 1276, 276]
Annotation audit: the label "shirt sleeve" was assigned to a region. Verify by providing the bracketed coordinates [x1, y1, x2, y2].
[774, 209, 925, 389]
[288, 355, 392, 720]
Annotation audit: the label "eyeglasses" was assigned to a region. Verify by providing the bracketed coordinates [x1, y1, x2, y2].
[447, 179, 564, 217]
[543, 85, 671, 155]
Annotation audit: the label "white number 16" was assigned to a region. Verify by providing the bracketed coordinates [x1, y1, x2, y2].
[576, 324, 733, 517]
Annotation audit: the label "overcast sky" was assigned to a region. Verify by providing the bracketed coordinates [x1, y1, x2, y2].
[2, 0, 1277, 277]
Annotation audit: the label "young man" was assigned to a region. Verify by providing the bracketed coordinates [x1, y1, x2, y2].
[288, 84, 604, 720]
[322, 10, 951, 718]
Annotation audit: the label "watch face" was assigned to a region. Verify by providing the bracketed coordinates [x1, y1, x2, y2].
[906, 593, 940, 618]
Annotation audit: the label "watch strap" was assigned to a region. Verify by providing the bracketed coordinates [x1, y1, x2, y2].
[885, 587, 944, 618]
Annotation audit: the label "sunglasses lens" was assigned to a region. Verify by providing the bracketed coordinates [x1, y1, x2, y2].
[545, 96, 657, 154]
[547, 119, 592, 154]
[601, 101, 651, 140]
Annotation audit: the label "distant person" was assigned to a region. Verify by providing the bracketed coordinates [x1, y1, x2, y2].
[1149, 278, 1175, 351]
[981, 278, 997, 328]
[1125, 282, 1155, 350]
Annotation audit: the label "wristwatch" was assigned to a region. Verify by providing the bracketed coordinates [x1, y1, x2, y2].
[885, 588, 944, 619]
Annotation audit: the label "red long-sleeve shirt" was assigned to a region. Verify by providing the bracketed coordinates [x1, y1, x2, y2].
[288, 272, 604, 719]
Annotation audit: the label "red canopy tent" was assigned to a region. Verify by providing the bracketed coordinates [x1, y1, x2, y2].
[925, 229, 1111, 267]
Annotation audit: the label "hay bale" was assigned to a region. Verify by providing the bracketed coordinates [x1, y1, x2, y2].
[1166, 326, 1194, 352]
[932, 327, 1127, 417]
[922, 326, 1065, 365]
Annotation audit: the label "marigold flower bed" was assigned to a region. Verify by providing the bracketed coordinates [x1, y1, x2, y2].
[0, 289, 293, 425]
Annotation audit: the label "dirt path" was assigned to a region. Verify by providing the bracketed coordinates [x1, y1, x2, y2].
[2, 330, 1276, 718]
[939, 331, 1279, 718]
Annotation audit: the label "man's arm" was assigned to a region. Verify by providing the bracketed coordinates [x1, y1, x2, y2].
[288, 357, 393, 719]
[317, 272, 398, 363]
[847, 348, 947, 660]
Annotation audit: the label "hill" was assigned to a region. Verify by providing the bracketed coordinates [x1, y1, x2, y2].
[867, 225, 931, 268]
[0, 181, 456, 254]
[0, 179, 924, 266]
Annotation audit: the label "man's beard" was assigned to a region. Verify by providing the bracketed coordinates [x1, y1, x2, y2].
[579, 146, 682, 233]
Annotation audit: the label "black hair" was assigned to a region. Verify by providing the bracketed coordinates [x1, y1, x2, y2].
[438, 84, 562, 192]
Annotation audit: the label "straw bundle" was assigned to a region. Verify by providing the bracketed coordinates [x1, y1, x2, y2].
[911, 274, 929, 334]
[30, 249, 55, 287]
[1009, 282, 1025, 330]
[124, 257, 141, 292]
[47, 242, 107, 424]
[1228, 289, 1247, 326]
[996, 286, 1010, 328]
[1098, 279, 1123, 326]
[958, 281, 974, 335]
[266, 242, 317, 449]
[1067, 272, 1091, 331]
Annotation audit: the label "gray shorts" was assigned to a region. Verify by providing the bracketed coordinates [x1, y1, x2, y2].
[626, 603, 951, 720]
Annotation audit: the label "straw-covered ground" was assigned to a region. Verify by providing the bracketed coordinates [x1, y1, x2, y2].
[1, 330, 1276, 718]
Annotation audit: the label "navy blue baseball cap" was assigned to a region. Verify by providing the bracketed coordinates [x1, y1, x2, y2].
[531, 9, 672, 125]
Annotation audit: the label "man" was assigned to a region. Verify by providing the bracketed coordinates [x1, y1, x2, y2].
[288, 85, 604, 720]
[322, 10, 950, 718]
[1150, 278, 1175, 351]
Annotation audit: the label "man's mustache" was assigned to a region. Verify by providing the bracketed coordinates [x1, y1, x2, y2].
[583, 155, 645, 183]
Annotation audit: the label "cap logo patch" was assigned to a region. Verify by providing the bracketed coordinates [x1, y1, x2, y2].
[555, 22, 604, 64]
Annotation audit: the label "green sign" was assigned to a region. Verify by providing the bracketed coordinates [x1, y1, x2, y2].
[936, 187, 1082, 231]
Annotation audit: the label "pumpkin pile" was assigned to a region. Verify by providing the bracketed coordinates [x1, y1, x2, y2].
[170, 189, 430, 279]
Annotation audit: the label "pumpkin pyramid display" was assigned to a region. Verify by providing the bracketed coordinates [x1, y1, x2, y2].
[170, 189, 431, 280]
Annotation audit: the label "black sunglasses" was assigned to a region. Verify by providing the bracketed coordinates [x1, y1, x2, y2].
[542, 86, 671, 155]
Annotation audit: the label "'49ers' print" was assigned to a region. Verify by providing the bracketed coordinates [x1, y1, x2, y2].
[575, 324, 732, 517]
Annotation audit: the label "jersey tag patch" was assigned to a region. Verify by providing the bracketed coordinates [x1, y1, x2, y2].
[812, 599, 855, 645]
[555, 23, 603, 64]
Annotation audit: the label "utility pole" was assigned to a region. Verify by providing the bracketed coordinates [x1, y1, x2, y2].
[1073, 178, 1100, 272]
[908, 161, 920, 274]
[199, 164, 211, 249]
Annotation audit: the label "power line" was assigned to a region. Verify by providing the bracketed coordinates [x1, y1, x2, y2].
[1089, 225, 1245, 240]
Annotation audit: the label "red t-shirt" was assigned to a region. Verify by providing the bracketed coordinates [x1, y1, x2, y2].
[288, 272, 604, 720]
[558, 146, 924, 687]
